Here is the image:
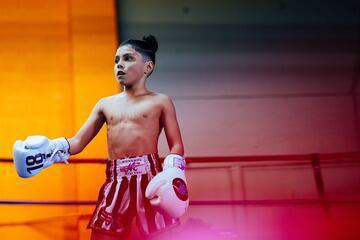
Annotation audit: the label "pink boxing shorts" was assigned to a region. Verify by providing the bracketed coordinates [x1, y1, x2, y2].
[87, 153, 179, 237]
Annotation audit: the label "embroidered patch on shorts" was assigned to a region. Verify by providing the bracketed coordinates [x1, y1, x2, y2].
[117, 157, 147, 176]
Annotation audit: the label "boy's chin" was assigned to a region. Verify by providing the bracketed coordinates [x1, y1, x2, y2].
[118, 80, 131, 87]
[117, 78, 125, 84]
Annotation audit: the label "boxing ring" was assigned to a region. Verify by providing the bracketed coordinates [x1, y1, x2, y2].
[1, 152, 360, 240]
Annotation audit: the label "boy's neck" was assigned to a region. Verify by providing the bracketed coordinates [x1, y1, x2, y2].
[122, 84, 149, 98]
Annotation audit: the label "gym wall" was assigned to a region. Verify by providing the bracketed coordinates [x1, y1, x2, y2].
[118, 0, 360, 156]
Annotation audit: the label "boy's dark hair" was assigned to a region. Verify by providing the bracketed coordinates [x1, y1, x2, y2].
[120, 35, 158, 64]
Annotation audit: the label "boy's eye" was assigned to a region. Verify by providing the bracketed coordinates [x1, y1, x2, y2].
[124, 56, 133, 61]
[115, 56, 119, 63]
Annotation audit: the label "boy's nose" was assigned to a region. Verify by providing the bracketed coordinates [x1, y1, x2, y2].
[117, 63, 124, 69]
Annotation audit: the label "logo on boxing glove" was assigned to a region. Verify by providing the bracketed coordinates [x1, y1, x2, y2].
[25, 152, 51, 174]
[172, 178, 188, 201]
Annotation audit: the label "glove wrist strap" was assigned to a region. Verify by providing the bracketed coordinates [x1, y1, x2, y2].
[163, 154, 186, 171]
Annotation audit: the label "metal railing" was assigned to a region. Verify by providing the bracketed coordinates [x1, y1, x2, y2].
[1, 152, 360, 207]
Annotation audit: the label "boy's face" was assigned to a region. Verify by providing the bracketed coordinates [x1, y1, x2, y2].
[114, 45, 147, 86]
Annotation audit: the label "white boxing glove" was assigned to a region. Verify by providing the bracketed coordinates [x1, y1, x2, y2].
[163, 153, 186, 171]
[145, 154, 189, 218]
[13, 135, 70, 178]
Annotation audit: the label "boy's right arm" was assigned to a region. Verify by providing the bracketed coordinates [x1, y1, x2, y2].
[13, 99, 106, 178]
[68, 99, 106, 155]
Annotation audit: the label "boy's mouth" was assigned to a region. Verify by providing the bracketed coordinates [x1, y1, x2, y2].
[117, 71, 126, 76]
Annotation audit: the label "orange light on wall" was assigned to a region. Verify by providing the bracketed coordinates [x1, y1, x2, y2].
[0, 0, 118, 239]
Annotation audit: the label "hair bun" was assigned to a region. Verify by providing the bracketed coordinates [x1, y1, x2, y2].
[143, 35, 158, 53]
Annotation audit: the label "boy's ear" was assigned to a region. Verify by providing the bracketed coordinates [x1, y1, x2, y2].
[144, 61, 154, 75]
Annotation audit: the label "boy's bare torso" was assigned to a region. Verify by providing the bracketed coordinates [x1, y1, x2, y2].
[101, 92, 164, 159]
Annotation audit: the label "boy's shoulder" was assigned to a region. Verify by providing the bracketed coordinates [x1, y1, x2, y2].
[98, 94, 118, 104]
[94, 94, 121, 110]
[150, 92, 172, 102]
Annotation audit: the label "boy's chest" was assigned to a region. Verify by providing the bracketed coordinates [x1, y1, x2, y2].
[104, 99, 162, 123]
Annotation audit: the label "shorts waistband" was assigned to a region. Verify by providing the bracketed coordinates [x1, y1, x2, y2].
[106, 153, 160, 179]
[108, 153, 158, 161]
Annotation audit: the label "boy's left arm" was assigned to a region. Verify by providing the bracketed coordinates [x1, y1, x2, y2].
[145, 96, 189, 218]
[161, 95, 184, 156]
